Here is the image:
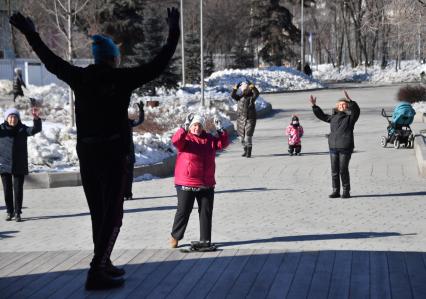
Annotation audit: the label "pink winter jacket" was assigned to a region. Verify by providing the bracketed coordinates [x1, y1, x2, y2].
[285, 125, 304, 145]
[172, 127, 229, 187]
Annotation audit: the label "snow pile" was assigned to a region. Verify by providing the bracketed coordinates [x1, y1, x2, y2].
[314, 60, 426, 83]
[413, 102, 426, 114]
[206, 66, 324, 92]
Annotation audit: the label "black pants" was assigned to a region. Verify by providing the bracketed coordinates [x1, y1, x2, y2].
[171, 188, 214, 242]
[77, 140, 128, 269]
[330, 149, 352, 193]
[1, 173, 25, 215]
[288, 144, 301, 154]
[124, 158, 135, 198]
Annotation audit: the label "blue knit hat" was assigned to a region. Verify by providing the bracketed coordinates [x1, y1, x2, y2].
[4, 108, 20, 120]
[91, 35, 120, 63]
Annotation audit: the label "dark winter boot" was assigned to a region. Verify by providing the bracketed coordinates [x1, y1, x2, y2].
[241, 146, 248, 157]
[246, 146, 252, 158]
[341, 190, 351, 199]
[15, 214, 22, 222]
[328, 189, 340, 198]
[5, 213, 13, 221]
[106, 259, 125, 277]
[85, 267, 124, 291]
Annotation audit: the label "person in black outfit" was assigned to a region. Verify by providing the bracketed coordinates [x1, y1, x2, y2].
[0, 107, 41, 222]
[10, 8, 180, 290]
[304, 63, 312, 77]
[310, 90, 360, 199]
[124, 101, 145, 201]
[12, 68, 26, 102]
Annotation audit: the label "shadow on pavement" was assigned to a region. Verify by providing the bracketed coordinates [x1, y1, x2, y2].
[2, 249, 426, 298]
[216, 187, 291, 194]
[217, 232, 415, 247]
[352, 191, 426, 198]
[23, 206, 176, 221]
[0, 230, 19, 239]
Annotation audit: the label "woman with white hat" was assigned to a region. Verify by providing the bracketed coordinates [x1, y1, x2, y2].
[170, 113, 229, 249]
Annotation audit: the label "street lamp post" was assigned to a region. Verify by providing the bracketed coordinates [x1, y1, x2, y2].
[200, 0, 205, 106]
[300, 0, 304, 68]
[180, 0, 185, 86]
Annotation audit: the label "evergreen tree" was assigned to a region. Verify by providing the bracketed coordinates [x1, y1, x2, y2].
[250, 0, 300, 66]
[97, 0, 145, 66]
[185, 30, 201, 84]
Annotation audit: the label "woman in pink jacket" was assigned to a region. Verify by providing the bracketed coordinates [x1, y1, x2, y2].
[285, 115, 304, 156]
[170, 113, 229, 249]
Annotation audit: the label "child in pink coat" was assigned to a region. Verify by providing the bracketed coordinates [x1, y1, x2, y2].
[285, 115, 304, 156]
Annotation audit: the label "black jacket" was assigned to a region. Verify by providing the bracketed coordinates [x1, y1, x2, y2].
[0, 119, 42, 175]
[23, 28, 179, 155]
[13, 74, 26, 96]
[312, 100, 360, 149]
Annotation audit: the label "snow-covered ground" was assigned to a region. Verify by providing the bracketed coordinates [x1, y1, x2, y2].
[313, 60, 426, 84]
[1, 60, 425, 173]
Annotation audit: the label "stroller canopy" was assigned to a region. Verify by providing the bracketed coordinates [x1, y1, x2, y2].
[392, 102, 416, 126]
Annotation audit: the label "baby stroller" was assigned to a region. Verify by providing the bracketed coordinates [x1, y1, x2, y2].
[380, 102, 415, 149]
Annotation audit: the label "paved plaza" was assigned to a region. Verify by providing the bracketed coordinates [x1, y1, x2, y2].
[1, 85, 426, 298]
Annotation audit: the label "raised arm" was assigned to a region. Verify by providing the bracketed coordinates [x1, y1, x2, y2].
[214, 129, 229, 150]
[10, 13, 80, 86]
[230, 83, 242, 101]
[310, 95, 332, 123]
[25, 107, 42, 136]
[119, 8, 180, 91]
[343, 90, 360, 126]
[172, 127, 188, 151]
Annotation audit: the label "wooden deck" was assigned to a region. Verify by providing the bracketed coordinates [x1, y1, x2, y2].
[1, 249, 425, 298]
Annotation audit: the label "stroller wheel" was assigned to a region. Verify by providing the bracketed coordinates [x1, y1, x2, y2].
[394, 139, 400, 149]
[380, 136, 388, 148]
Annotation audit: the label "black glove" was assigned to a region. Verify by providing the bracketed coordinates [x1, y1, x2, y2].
[183, 113, 194, 131]
[9, 12, 36, 36]
[137, 101, 144, 111]
[166, 7, 180, 33]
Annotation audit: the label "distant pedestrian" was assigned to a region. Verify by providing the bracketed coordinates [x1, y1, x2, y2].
[0, 107, 41, 222]
[285, 115, 304, 156]
[10, 7, 180, 290]
[170, 113, 229, 250]
[12, 68, 26, 102]
[124, 101, 145, 201]
[310, 90, 360, 199]
[231, 81, 259, 158]
[420, 71, 426, 84]
[304, 63, 312, 77]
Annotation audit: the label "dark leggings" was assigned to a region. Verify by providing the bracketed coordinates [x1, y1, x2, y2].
[288, 144, 301, 154]
[171, 188, 214, 242]
[1, 173, 25, 215]
[77, 140, 128, 269]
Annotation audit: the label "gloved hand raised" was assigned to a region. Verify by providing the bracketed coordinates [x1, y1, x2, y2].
[166, 7, 180, 33]
[214, 116, 223, 131]
[9, 13, 36, 36]
[137, 101, 144, 111]
[233, 82, 242, 90]
[183, 113, 194, 131]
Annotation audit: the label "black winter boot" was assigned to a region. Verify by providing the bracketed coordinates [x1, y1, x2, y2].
[328, 190, 340, 198]
[85, 267, 124, 291]
[247, 146, 252, 158]
[341, 190, 351, 199]
[15, 214, 22, 222]
[242, 146, 248, 157]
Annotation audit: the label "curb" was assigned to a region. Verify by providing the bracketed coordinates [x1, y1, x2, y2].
[414, 135, 426, 178]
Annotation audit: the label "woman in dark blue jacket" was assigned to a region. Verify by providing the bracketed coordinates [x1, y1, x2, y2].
[0, 107, 41, 221]
[310, 91, 360, 199]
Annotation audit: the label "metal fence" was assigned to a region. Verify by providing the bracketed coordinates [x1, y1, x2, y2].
[0, 58, 92, 86]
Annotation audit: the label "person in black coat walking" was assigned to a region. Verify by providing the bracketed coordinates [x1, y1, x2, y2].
[12, 68, 26, 102]
[10, 7, 180, 290]
[0, 107, 41, 222]
[310, 90, 360, 199]
[124, 101, 144, 201]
